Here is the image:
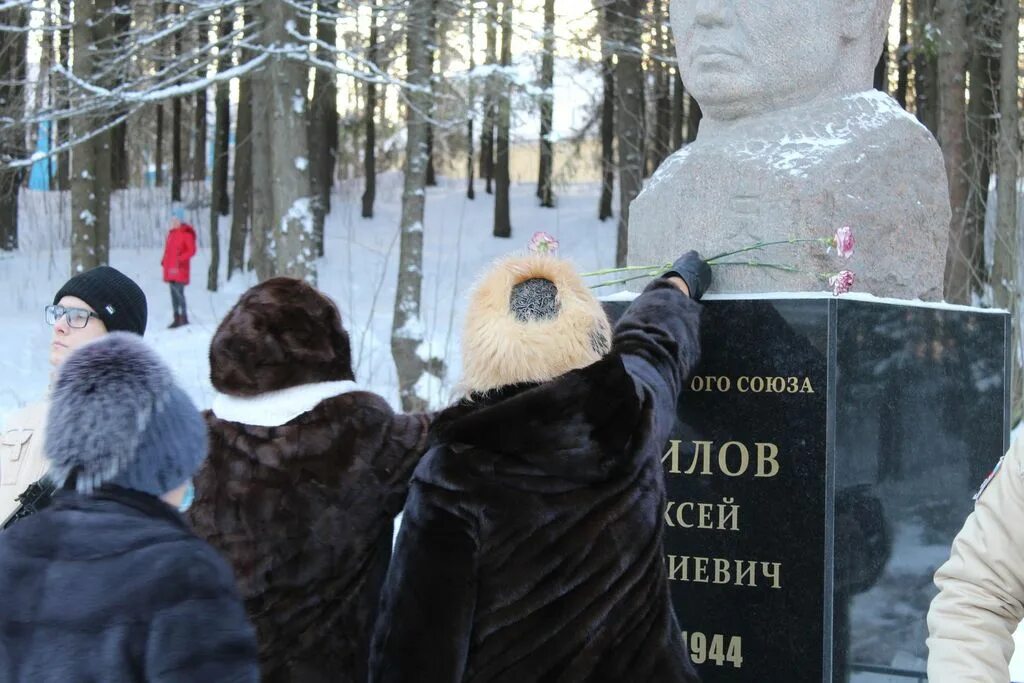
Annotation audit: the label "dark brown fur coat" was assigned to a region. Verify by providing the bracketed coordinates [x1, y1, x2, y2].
[370, 279, 702, 683]
[187, 278, 431, 683]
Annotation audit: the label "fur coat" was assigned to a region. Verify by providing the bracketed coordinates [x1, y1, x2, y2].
[370, 278, 703, 683]
[187, 277, 432, 683]
[0, 485, 258, 682]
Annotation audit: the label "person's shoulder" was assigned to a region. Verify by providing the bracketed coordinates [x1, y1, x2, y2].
[318, 389, 398, 426]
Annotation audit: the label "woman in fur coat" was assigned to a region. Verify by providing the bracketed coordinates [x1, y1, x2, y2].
[186, 278, 432, 683]
[0, 333, 258, 682]
[369, 251, 711, 682]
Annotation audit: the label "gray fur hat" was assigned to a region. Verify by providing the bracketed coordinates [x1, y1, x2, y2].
[45, 332, 207, 497]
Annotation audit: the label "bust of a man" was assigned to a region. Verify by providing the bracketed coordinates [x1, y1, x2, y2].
[628, 0, 950, 300]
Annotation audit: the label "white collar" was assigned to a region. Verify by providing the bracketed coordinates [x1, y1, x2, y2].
[211, 380, 361, 427]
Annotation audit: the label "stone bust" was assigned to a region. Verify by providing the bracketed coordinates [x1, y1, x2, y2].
[628, 0, 950, 300]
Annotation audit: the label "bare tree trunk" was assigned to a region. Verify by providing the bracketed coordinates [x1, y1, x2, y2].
[536, 0, 555, 207]
[110, 123, 128, 190]
[993, 0, 1021, 415]
[492, 0, 512, 238]
[671, 70, 684, 151]
[249, 62, 274, 281]
[896, 0, 910, 109]
[599, 2, 614, 222]
[172, 94, 183, 202]
[480, 0, 497, 194]
[193, 91, 207, 180]
[170, 6, 183, 202]
[651, 0, 671, 172]
[55, 0, 71, 191]
[424, 0, 438, 188]
[392, 0, 438, 412]
[227, 60, 252, 279]
[258, 0, 315, 283]
[70, 0, 113, 272]
[192, 18, 208, 182]
[155, 104, 164, 187]
[109, 0, 130, 190]
[613, 0, 643, 267]
[962, 0, 999, 298]
[913, 0, 940, 136]
[213, 14, 231, 217]
[0, 3, 28, 251]
[207, 10, 232, 291]
[361, 0, 379, 219]
[466, 0, 476, 201]
[936, 0, 971, 303]
[309, 2, 338, 252]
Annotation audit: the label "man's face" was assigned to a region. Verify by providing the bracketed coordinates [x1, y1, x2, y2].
[671, 0, 845, 120]
[49, 296, 108, 367]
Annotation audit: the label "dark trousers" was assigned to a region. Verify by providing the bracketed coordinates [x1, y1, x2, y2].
[169, 282, 187, 318]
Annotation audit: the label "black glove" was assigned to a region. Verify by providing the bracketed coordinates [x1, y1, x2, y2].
[664, 251, 712, 301]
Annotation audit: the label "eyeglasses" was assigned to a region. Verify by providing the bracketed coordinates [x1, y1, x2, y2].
[45, 304, 99, 329]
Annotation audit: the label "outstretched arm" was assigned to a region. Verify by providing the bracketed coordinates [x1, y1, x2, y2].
[611, 262, 704, 447]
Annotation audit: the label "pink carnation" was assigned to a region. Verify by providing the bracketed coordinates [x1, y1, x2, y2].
[528, 231, 559, 254]
[828, 270, 855, 296]
[832, 226, 855, 259]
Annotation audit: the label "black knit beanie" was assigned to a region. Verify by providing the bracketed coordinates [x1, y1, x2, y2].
[53, 266, 148, 336]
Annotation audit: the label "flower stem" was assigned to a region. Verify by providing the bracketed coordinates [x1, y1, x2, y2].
[580, 263, 670, 277]
[588, 271, 662, 289]
[707, 238, 828, 263]
[711, 260, 800, 273]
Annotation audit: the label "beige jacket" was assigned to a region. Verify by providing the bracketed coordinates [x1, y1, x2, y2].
[0, 401, 49, 525]
[927, 436, 1024, 682]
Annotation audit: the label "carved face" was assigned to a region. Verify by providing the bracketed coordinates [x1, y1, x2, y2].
[670, 0, 880, 121]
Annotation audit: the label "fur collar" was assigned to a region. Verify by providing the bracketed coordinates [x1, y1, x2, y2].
[212, 381, 362, 427]
[428, 355, 643, 483]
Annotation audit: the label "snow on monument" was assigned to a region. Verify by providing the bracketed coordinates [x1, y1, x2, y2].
[629, 0, 951, 300]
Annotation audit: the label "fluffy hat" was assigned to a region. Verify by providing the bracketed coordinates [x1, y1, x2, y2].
[171, 204, 186, 222]
[53, 265, 148, 336]
[460, 254, 611, 394]
[209, 277, 354, 397]
[45, 333, 207, 497]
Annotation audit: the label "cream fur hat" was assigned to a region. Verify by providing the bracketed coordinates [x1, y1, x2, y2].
[459, 254, 612, 394]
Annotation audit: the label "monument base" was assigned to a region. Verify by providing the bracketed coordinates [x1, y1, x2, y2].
[602, 292, 1009, 683]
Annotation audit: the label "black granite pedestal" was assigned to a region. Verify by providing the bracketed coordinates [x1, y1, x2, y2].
[603, 294, 1010, 683]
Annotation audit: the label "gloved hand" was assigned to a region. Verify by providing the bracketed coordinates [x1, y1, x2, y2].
[664, 251, 712, 301]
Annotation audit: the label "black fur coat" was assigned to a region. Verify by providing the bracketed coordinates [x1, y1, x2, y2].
[370, 279, 703, 683]
[0, 486, 258, 682]
[187, 394, 430, 683]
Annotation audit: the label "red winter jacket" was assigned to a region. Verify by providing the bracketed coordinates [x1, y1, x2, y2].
[162, 224, 197, 284]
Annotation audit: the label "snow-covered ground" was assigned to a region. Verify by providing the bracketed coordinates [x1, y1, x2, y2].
[3, 175, 1023, 680]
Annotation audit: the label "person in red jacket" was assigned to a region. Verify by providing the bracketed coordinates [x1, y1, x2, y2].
[162, 205, 197, 328]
